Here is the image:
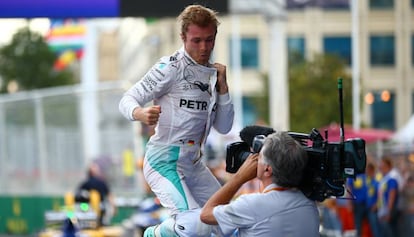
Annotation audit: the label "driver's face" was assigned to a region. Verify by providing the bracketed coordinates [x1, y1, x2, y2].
[182, 23, 216, 65]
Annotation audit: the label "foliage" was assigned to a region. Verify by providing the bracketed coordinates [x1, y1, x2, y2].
[248, 72, 270, 124]
[0, 26, 75, 93]
[288, 53, 352, 133]
[249, 53, 353, 132]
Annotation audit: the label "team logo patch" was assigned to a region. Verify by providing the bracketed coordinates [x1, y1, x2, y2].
[158, 63, 166, 69]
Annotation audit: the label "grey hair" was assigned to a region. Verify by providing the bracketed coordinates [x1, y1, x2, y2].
[261, 131, 308, 187]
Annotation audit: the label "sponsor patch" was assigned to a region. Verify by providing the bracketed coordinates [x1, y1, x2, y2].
[179, 99, 208, 110]
[158, 63, 166, 69]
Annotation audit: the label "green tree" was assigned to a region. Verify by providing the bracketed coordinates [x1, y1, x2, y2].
[0, 26, 75, 93]
[250, 53, 353, 132]
[247, 72, 270, 124]
[288, 53, 353, 133]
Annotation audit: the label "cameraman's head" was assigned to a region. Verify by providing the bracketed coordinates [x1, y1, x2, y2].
[258, 131, 308, 188]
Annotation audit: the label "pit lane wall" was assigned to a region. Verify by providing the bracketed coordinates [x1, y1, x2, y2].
[0, 195, 135, 235]
[0, 196, 60, 235]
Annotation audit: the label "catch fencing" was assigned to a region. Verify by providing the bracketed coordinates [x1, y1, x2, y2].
[0, 81, 144, 197]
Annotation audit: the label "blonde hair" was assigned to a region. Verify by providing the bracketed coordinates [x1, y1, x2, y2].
[177, 4, 220, 35]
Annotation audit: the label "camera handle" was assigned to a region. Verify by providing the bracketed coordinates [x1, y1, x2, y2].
[338, 78, 345, 144]
[336, 78, 345, 171]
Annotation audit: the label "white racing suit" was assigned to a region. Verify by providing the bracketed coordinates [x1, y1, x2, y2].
[119, 47, 234, 236]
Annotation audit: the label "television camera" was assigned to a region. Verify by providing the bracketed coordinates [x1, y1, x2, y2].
[225, 79, 367, 202]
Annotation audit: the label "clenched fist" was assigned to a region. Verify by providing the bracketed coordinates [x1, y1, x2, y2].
[213, 63, 229, 94]
[133, 105, 161, 126]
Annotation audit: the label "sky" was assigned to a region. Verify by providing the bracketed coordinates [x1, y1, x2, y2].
[0, 18, 50, 46]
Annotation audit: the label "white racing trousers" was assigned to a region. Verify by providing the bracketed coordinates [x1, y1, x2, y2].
[143, 143, 222, 237]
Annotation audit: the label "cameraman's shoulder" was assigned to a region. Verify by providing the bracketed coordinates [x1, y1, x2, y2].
[234, 192, 267, 206]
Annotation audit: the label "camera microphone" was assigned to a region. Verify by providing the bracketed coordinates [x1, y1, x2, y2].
[239, 125, 275, 147]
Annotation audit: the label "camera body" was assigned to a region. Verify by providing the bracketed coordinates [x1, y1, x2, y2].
[225, 128, 366, 202]
[226, 135, 265, 173]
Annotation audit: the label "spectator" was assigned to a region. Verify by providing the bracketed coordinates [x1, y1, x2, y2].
[377, 157, 399, 237]
[76, 162, 116, 226]
[365, 162, 380, 237]
[347, 172, 368, 237]
[400, 173, 414, 237]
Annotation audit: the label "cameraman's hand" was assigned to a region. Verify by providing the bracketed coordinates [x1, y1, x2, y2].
[235, 154, 259, 183]
[201, 153, 258, 225]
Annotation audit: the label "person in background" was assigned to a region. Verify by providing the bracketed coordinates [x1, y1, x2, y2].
[119, 4, 234, 237]
[377, 157, 399, 237]
[346, 171, 368, 237]
[365, 162, 380, 237]
[76, 162, 116, 226]
[400, 173, 414, 237]
[200, 131, 320, 237]
[319, 199, 343, 236]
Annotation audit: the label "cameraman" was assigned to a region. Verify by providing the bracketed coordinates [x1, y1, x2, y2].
[200, 131, 320, 236]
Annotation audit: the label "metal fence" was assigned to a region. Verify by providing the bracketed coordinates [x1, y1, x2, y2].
[0, 81, 144, 197]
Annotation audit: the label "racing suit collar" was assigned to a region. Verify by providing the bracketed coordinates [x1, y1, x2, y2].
[180, 46, 213, 68]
